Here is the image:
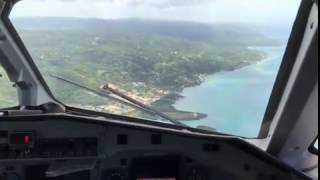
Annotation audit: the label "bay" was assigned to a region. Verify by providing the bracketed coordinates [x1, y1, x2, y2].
[174, 46, 286, 137]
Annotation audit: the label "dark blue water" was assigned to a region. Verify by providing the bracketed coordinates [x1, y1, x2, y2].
[174, 46, 286, 137]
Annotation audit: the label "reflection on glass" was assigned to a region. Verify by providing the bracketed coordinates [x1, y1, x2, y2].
[0, 65, 17, 108]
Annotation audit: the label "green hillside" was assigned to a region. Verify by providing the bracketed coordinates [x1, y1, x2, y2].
[1, 18, 274, 111]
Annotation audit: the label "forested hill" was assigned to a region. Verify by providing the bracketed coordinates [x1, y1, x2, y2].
[0, 17, 278, 108]
[12, 17, 278, 46]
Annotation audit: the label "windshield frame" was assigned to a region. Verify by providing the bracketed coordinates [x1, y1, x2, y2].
[0, 0, 60, 106]
[309, 136, 319, 155]
[0, 0, 308, 139]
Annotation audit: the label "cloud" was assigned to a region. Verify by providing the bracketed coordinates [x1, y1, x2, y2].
[123, 0, 213, 8]
[12, 0, 301, 24]
[57, 0, 213, 9]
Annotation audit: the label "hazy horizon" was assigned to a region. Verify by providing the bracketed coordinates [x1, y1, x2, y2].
[10, 16, 280, 26]
[11, 15, 296, 40]
[11, 0, 301, 25]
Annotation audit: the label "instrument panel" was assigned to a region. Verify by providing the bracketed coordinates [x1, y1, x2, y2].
[0, 131, 98, 160]
[0, 115, 312, 180]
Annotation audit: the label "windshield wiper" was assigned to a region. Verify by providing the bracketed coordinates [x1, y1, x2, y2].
[49, 75, 188, 127]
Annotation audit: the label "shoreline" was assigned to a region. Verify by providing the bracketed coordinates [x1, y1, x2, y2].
[152, 49, 269, 108]
[66, 48, 269, 121]
[60, 48, 270, 121]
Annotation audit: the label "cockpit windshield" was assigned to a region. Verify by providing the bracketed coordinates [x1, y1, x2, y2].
[7, 0, 301, 137]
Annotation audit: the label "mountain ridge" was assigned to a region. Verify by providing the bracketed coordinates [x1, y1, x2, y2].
[12, 17, 279, 46]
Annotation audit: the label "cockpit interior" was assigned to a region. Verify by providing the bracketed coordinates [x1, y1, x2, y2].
[0, 0, 318, 180]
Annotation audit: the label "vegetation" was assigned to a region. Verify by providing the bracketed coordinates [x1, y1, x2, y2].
[1, 17, 275, 113]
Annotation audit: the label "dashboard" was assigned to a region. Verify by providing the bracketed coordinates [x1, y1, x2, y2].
[0, 114, 311, 180]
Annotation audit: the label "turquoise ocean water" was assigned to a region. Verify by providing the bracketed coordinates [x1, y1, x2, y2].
[174, 46, 286, 137]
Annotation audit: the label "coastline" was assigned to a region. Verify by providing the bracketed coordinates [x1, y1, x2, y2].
[150, 48, 269, 120]
[65, 46, 274, 121]
[173, 46, 284, 136]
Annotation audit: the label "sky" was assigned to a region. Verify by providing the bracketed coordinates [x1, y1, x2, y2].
[11, 0, 301, 24]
